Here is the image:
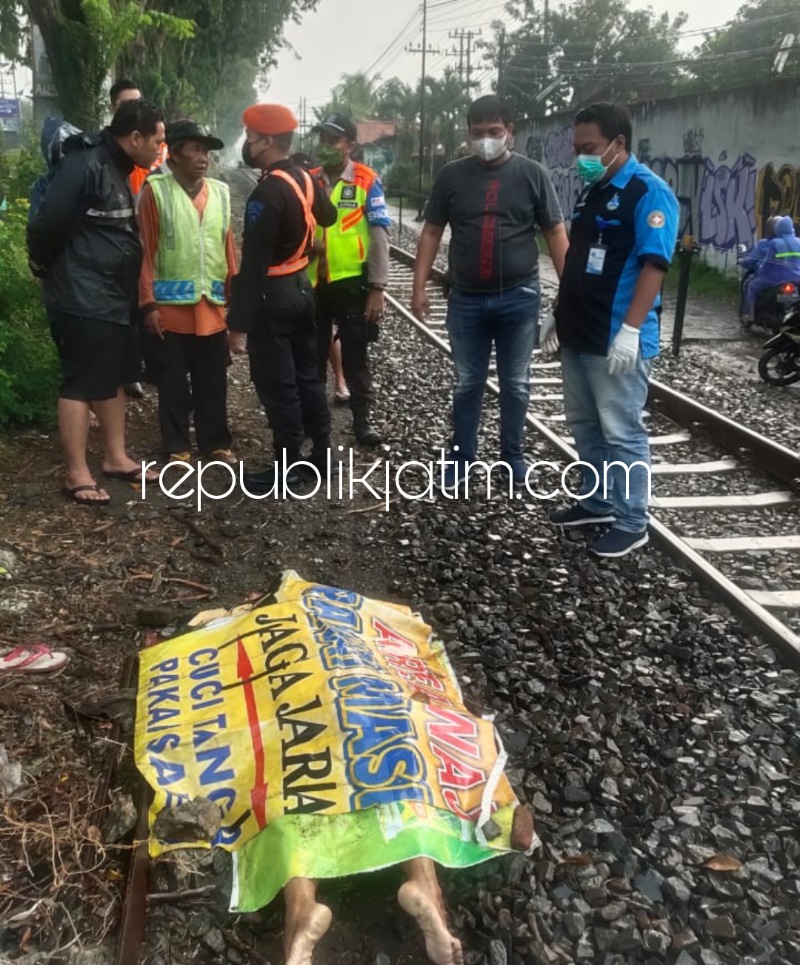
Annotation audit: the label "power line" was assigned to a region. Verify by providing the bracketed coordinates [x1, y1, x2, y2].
[364, 9, 423, 78]
[407, 0, 440, 216]
[505, 41, 795, 76]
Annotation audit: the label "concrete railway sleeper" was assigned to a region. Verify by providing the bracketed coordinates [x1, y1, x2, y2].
[388, 244, 800, 669]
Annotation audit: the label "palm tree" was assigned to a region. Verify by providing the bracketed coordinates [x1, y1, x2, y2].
[315, 71, 380, 122]
[424, 69, 473, 165]
[375, 78, 417, 162]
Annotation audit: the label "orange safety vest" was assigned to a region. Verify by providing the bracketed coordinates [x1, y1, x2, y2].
[266, 168, 316, 278]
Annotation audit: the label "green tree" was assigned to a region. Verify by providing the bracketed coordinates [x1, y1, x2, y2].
[0, 0, 319, 134]
[375, 77, 417, 161]
[315, 71, 380, 122]
[491, 0, 686, 117]
[424, 68, 472, 163]
[684, 0, 800, 90]
[120, 0, 319, 143]
[2, 0, 193, 128]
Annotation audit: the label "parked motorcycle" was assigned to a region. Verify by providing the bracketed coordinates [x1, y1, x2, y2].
[758, 300, 800, 386]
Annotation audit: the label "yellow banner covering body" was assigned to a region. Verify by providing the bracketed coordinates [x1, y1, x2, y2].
[135, 572, 518, 855]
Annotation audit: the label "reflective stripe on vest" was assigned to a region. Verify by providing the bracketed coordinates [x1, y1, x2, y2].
[266, 169, 316, 278]
[150, 174, 230, 306]
[308, 162, 374, 287]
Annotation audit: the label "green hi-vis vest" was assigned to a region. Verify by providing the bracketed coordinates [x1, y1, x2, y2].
[308, 162, 374, 287]
[149, 174, 231, 306]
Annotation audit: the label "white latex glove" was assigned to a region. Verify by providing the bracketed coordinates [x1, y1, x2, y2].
[607, 323, 640, 376]
[539, 312, 559, 355]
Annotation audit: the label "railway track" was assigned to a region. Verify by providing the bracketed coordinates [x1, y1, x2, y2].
[387, 244, 800, 669]
[111, 238, 800, 965]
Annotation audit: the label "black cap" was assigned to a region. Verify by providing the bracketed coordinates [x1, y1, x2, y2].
[166, 120, 224, 151]
[313, 114, 357, 141]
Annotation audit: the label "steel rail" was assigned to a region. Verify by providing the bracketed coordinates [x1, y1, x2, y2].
[388, 244, 800, 669]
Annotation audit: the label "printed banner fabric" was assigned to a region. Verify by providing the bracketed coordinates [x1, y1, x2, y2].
[135, 572, 519, 856]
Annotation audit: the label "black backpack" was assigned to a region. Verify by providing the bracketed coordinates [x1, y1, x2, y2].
[28, 118, 93, 223]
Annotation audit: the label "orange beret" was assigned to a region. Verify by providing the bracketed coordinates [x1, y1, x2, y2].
[242, 104, 298, 137]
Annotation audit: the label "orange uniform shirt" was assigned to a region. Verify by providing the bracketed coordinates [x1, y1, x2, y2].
[137, 180, 238, 336]
[129, 144, 169, 197]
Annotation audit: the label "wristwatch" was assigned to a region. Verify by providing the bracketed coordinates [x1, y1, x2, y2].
[369, 284, 386, 291]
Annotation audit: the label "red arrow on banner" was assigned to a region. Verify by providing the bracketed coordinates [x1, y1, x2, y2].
[237, 637, 268, 828]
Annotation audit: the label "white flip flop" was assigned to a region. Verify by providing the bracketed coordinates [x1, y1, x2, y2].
[0, 644, 69, 674]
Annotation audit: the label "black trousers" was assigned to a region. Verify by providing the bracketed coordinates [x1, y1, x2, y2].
[150, 330, 232, 454]
[248, 272, 331, 456]
[316, 278, 372, 409]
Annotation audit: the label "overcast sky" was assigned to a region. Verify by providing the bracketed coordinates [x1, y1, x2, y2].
[264, 0, 747, 116]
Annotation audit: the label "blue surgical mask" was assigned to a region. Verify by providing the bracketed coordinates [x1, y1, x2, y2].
[576, 141, 619, 185]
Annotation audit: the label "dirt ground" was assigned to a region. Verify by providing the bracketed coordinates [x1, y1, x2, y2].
[0, 356, 463, 962]
[0, 167, 450, 964]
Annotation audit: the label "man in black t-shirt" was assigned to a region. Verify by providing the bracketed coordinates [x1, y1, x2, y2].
[412, 95, 568, 493]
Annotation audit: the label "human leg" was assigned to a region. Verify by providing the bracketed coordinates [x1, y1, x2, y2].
[558, 349, 614, 516]
[330, 338, 349, 401]
[52, 313, 116, 499]
[293, 284, 331, 466]
[155, 331, 193, 456]
[398, 858, 464, 965]
[587, 353, 652, 533]
[445, 290, 493, 461]
[744, 274, 768, 318]
[58, 399, 108, 502]
[283, 877, 332, 965]
[315, 282, 334, 385]
[95, 389, 156, 479]
[492, 282, 539, 465]
[190, 330, 233, 455]
[333, 281, 380, 445]
[248, 326, 302, 458]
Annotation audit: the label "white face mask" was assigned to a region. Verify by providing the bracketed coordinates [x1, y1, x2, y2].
[470, 135, 508, 162]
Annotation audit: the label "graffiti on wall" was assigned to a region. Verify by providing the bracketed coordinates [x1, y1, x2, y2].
[525, 125, 582, 218]
[756, 163, 800, 236]
[648, 148, 757, 251]
[526, 122, 799, 264]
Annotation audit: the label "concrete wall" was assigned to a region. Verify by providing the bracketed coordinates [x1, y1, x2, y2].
[516, 79, 800, 271]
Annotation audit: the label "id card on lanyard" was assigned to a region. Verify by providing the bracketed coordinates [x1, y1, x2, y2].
[587, 215, 610, 276]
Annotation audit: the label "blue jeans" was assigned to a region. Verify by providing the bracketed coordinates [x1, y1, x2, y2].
[445, 283, 539, 462]
[560, 348, 652, 532]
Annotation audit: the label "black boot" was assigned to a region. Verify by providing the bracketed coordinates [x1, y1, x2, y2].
[242, 449, 303, 495]
[352, 404, 382, 447]
[309, 435, 332, 473]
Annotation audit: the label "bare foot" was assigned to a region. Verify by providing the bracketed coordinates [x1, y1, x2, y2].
[398, 881, 464, 965]
[284, 901, 333, 965]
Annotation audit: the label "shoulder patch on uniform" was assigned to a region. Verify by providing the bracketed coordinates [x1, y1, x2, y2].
[246, 200, 264, 226]
[648, 211, 666, 228]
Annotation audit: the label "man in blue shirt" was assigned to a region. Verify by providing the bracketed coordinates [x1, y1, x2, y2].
[542, 102, 679, 558]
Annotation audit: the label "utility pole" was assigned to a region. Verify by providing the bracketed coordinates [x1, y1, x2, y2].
[497, 28, 506, 98]
[449, 29, 481, 89]
[448, 30, 465, 83]
[407, 0, 439, 218]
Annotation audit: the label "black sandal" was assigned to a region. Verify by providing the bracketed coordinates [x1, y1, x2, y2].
[64, 484, 111, 506]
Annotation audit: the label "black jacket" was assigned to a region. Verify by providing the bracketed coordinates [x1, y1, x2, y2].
[228, 160, 337, 333]
[27, 130, 141, 324]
